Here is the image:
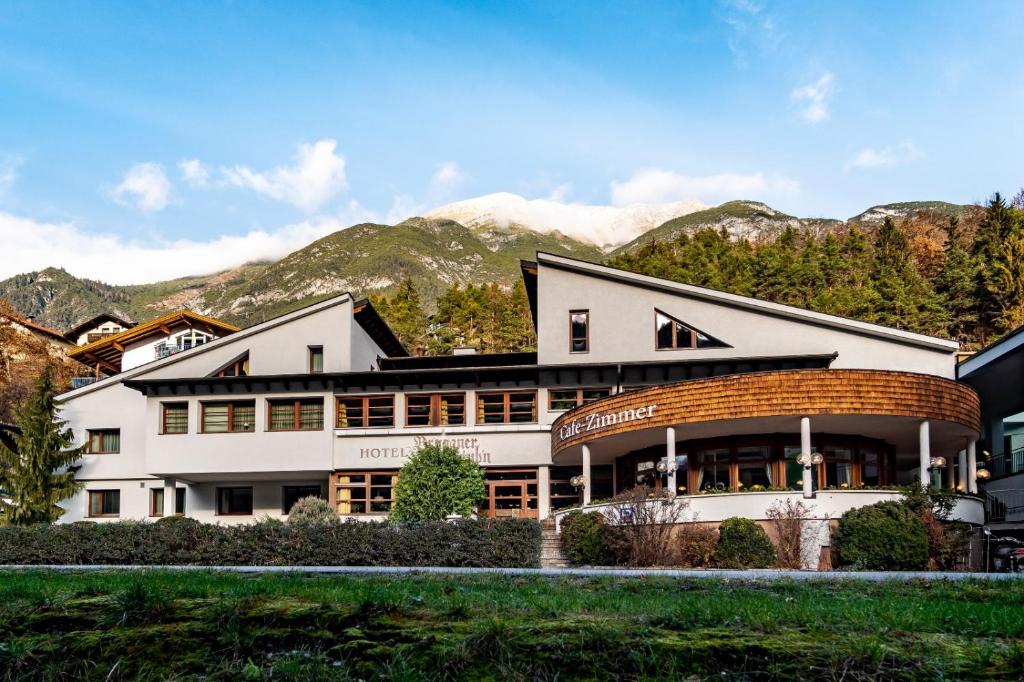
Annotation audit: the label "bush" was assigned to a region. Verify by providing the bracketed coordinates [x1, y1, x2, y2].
[0, 518, 541, 567]
[286, 497, 339, 527]
[602, 486, 688, 566]
[390, 443, 486, 522]
[560, 511, 613, 566]
[677, 523, 718, 568]
[833, 500, 929, 570]
[713, 517, 777, 569]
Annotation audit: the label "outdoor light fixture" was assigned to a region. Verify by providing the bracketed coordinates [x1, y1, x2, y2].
[796, 452, 824, 470]
[976, 469, 991, 481]
[655, 459, 677, 474]
[928, 456, 947, 469]
[570, 475, 587, 488]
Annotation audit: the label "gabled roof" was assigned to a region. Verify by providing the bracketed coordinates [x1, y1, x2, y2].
[1, 311, 72, 346]
[957, 323, 1024, 378]
[528, 252, 959, 353]
[64, 313, 135, 341]
[353, 299, 408, 357]
[67, 309, 239, 374]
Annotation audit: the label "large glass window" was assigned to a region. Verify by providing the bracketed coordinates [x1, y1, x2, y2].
[405, 393, 466, 426]
[336, 396, 395, 428]
[217, 487, 253, 515]
[569, 310, 589, 353]
[86, 429, 120, 453]
[824, 446, 854, 487]
[655, 309, 722, 350]
[477, 391, 537, 424]
[88, 489, 120, 517]
[201, 401, 255, 433]
[737, 446, 772, 489]
[548, 388, 611, 411]
[333, 472, 397, 514]
[268, 398, 324, 431]
[161, 403, 188, 434]
[283, 485, 324, 514]
[150, 487, 186, 516]
[861, 450, 880, 486]
[696, 448, 731, 491]
[784, 445, 806, 490]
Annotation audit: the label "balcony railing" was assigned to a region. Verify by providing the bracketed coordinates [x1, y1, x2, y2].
[983, 447, 1024, 479]
[986, 489, 1024, 523]
[70, 377, 100, 389]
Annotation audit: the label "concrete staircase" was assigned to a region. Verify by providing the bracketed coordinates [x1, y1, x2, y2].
[540, 523, 569, 568]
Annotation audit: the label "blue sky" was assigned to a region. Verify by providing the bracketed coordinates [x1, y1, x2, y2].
[1, 1, 1022, 283]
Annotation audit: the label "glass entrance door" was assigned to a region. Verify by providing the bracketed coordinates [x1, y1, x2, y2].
[480, 469, 538, 518]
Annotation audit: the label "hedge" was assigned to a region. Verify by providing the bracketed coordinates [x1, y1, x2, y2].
[713, 517, 777, 569]
[0, 518, 541, 568]
[833, 500, 928, 571]
[560, 511, 614, 566]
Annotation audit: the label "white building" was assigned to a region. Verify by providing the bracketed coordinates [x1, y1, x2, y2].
[56, 253, 984, 528]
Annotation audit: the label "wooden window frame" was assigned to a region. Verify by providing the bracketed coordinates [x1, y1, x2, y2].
[200, 400, 256, 434]
[330, 471, 398, 515]
[335, 395, 395, 429]
[266, 397, 325, 432]
[308, 346, 324, 374]
[87, 489, 120, 518]
[160, 402, 189, 435]
[404, 393, 467, 427]
[86, 429, 120, 454]
[569, 309, 590, 353]
[475, 390, 538, 425]
[212, 352, 249, 378]
[282, 485, 325, 514]
[216, 486, 254, 516]
[655, 309, 697, 350]
[547, 387, 612, 412]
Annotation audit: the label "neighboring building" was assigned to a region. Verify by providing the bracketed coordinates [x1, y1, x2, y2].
[67, 309, 239, 378]
[958, 329, 1024, 530]
[64, 313, 135, 347]
[55, 253, 984, 539]
[0, 311, 76, 354]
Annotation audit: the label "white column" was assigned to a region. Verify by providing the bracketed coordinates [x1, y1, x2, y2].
[582, 444, 592, 506]
[919, 420, 931, 488]
[968, 439, 978, 494]
[666, 426, 677, 495]
[800, 417, 812, 499]
[163, 477, 177, 516]
[946, 450, 956, 489]
[538, 465, 550, 520]
[958, 449, 968, 492]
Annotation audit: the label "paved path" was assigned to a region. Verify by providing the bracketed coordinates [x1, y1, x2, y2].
[1, 565, 1021, 581]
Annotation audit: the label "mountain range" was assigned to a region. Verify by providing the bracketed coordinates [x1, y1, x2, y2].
[0, 194, 975, 332]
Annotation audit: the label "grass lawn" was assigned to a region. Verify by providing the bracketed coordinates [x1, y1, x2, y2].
[0, 570, 1022, 680]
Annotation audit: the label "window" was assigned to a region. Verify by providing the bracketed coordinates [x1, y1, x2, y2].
[333, 471, 397, 514]
[268, 398, 324, 431]
[548, 388, 611, 411]
[861, 450, 880, 486]
[283, 485, 324, 514]
[696, 449, 731, 491]
[405, 393, 466, 426]
[737, 446, 772, 488]
[86, 429, 120, 454]
[655, 309, 724, 350]
[336, 396, 394, 428]
[150, 487, 186, 516]
[308, 346, 324, 374]
[476, 391, 537, 424]
[201, 401, 256, 433]
[217, 487, 253, 515]
[569, 310, 589, 352]
[824, 446, 854, 487]
[161, 403, 188, 434]
[213, 353, 249, 378]
[88, 490, 120, 517]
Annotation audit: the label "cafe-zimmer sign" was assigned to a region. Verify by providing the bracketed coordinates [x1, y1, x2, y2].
[556, 404, 658, 443]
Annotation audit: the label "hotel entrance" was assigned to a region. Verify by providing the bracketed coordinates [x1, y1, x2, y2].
[480, 469, 538, 518]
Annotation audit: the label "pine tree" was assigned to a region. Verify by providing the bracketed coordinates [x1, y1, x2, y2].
[934, 217, 978, 342]
[375, 277, 428, 354]
[0, 367, 83, 524]
[986, 226, 1024, 332]
[975, 193, 1024, 338]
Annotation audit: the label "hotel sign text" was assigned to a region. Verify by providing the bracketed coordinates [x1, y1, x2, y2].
[358, 435, 492, 464]
[557, 404, 658, 443]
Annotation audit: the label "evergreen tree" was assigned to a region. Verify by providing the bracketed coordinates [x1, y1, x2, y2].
[986, 226, 1024, 332]
[975, 193, 1024, 338]
[867, 218, 949, 335]
[373, 276, 428, 354]
[934, 217, 979, 342]
[0, 368, 82, 524]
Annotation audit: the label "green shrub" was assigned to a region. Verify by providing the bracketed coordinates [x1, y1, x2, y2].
[833, 500, 929, 570]
[0, 518, 540, 567]
[713, 517, 777, 569]
[560, 511, 613, 566]
[285, 497, 339, 527]
[390, 443, 486, 522]
[678, 523, 718, 568]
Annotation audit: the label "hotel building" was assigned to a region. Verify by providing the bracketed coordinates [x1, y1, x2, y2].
[56, 253, 984, 531]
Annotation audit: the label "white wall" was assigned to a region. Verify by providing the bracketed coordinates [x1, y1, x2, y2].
[535, 263, 957, 377]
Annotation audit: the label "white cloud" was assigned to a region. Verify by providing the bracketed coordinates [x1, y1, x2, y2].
[221, 139, 347, 212]
[111, 163, 171, 212]
[430, 161, 463, 192]
[845, 141, 924, 170]
[546, 183, 573, 202]
[385, 194, 425, 224]
[0, 155, 23, 196]
[0, 209, 361, 284]
[791, 72, 835, 124]
[610, 168, 800, 206]
[178, 158, 210, 188]
[718, 0, 783, 68]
